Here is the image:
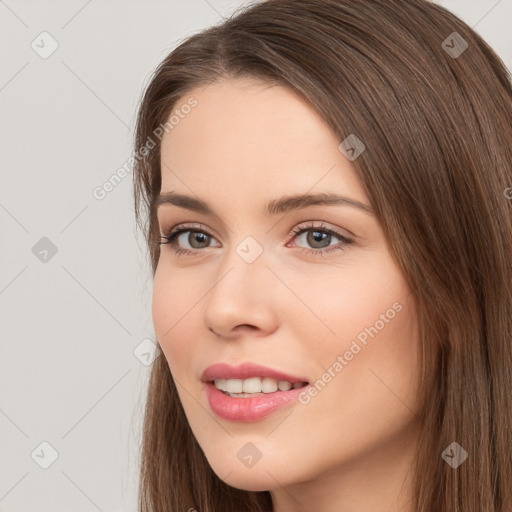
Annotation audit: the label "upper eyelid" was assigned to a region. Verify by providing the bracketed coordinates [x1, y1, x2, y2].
[291, 222, 350, 236]
[161, 221, 351, 243]
[161, 223, 218, 242]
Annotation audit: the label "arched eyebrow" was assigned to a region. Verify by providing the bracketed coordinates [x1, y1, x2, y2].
[155, 191, 374, 216]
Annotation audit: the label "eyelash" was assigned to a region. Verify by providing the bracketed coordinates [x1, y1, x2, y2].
[157, 221, 352, 258]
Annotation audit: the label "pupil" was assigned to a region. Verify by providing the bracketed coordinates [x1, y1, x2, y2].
[308, 230, 330, 248]
[190, 232, 209, 248]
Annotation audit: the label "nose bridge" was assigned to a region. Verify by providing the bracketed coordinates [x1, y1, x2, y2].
[203, 234, 278, 336]
[209, 234, 268, 303]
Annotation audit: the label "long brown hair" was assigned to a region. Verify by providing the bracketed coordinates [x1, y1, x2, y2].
[132, 1, 512, 510]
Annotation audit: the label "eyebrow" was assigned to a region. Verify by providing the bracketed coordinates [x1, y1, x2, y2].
[155, 191, 374, 216]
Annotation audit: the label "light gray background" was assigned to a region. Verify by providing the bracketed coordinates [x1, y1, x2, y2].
[0, 1, 510, 510]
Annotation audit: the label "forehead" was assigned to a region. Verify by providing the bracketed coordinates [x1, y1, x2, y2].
[159, 79, 368, 206]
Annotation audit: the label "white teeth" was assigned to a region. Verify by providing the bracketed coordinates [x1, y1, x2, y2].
[261, 377, 278, 393]
[214, 378, 227, 391]
[242, 377, 261, 393]
[278, 380, 293, 391]
[226, 379, 243, 393]
[214, 377, 305, 394]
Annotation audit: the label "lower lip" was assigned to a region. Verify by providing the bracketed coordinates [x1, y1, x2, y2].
[204, 382, 308, 422]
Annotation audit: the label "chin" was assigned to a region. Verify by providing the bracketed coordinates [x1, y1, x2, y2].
[220, 471, 275, 492]
[205, 457, 288, 492]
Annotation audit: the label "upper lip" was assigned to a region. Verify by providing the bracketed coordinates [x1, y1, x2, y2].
[201, 362, 309, 384]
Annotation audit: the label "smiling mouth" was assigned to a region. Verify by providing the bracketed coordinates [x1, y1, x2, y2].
[211, 377, 309, 397]
[204, 375, 311, 422]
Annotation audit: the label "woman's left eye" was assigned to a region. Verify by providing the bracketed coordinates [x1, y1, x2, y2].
[288, 223, 352, 256]
[157, 221, 353, 257]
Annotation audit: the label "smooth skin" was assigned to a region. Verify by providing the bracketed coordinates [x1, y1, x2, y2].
[153, 78, 421, 512]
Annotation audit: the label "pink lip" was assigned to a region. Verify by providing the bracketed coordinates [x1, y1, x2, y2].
[204, 382, 309, 422]
[201, 362, 309, 422]
[200, 362, 308, 383]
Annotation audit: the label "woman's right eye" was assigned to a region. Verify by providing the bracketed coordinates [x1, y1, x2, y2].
[158, 224, 220, 256]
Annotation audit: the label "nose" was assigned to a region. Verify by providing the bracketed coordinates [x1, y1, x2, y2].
[203, 246, 279, 340]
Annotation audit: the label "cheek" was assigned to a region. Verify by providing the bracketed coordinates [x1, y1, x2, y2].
[284, 288, 419, 473]
[152, 267, 173, 340]
[151, 266, 200, 372]
[331, 297, 419, 427]
[288, 258, 406, 345]
[290, 258, 420, 409]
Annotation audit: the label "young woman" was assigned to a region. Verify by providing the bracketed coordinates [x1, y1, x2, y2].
[132, 1, 512, 510]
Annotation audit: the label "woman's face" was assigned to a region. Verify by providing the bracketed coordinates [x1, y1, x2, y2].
[153, 78, 421, 498]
